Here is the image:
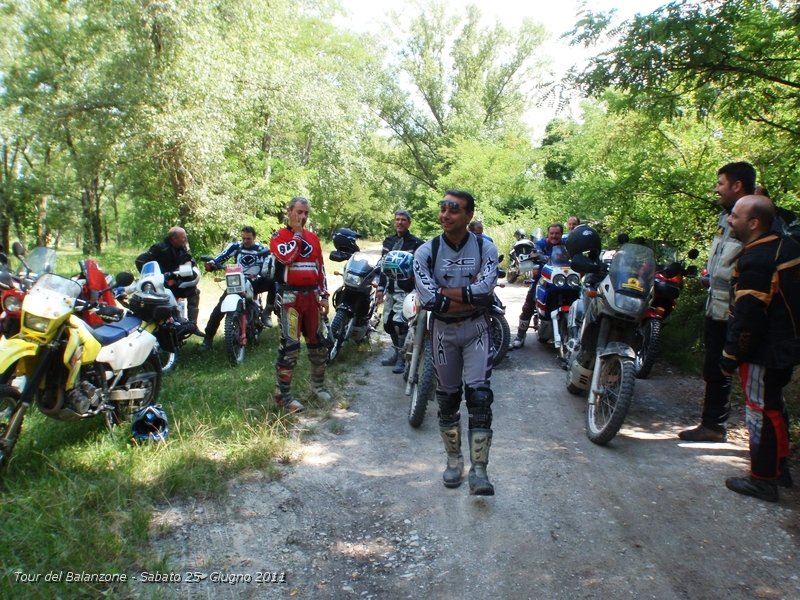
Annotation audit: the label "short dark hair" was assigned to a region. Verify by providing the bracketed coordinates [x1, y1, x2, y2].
[444, 189, 475, 213]
[718, 162, 756, 194]
[548, 223, 564, 234]
[241, 226, 256, 237]
[395, 209, 411, 221]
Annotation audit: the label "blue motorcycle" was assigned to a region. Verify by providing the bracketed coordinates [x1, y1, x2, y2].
[533, 245, 581, 363]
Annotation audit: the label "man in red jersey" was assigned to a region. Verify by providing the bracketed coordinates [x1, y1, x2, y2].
[270, 197, 330, 413]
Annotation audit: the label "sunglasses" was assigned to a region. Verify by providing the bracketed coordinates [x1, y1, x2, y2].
[440, 200, 463, 212]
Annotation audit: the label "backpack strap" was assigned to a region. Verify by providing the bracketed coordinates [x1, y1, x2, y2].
[427, 233, 483, 274]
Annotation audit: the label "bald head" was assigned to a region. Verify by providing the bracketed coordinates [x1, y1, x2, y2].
[727, 195, 775, 244]
[167, 227, 188, 249]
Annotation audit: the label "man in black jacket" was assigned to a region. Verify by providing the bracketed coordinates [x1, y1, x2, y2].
[136, 227, 201, 330]
[376, 209, 424, 373]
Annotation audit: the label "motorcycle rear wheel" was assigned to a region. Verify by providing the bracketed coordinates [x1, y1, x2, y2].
[109, 353, 162, 427]
[224, 312, 246, 366]
[408, 344, 435, 428]
[328, 309, 350, 364]
[489, 313, 511, 366]
[0, 384, 22, 469]
[585, 355, 636, 445]
[634, 318, 661, 379]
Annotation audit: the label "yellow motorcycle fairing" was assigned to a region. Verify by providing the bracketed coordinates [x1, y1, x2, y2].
[62, 316, 103, 390]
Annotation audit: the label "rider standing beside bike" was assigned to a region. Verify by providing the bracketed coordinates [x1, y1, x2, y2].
[376, 209, 424, 374]
[270, 197, 330, 413]
[136, 226, 201, 332]
[199, 226, 275, 351]
[414, 190, 499, 495]
[510, 222, 564, 349]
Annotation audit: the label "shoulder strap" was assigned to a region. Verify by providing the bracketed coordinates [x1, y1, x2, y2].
[428, 233, 483, 270]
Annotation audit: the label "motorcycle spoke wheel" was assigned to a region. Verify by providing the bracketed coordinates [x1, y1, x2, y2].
[0, 384, 22, 469]
[585, 355, 636, 445]
[634, 319, 661, 379]
[490, 314, 511, 366]
[157, 344, 178, 373]
[328, 310, 349, 364]
[224, 313, 246, 366]
[408, 344, 435, 428]
[110, 354, 162, 427]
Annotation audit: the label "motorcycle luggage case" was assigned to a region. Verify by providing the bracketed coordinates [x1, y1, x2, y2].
[128, 292, 173, 322]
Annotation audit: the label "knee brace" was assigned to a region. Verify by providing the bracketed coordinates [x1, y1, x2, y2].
[466, 385, 493, 430]
[276, 340, 301, 369]
[437, 386, 463, 428]
[307, 345, 328, 367]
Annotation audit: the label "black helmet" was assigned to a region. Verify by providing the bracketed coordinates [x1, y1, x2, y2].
[332, 228, 361, 254]
[565, 225, 601, 260]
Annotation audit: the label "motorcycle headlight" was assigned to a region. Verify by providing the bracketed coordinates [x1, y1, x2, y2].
[553, 274, 567, 287]
[142, 282, 156, 294]
[567, 274, 580, 288]
[615, 294, 646, 314]
[24, 314, 51, 333]
[3, 295, 22, 313]
[344, 272, 364, 287]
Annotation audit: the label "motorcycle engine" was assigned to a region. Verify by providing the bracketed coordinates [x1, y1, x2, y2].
[66, 381, 103, 415]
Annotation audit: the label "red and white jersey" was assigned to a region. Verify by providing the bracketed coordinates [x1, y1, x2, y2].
[270, 227, 327, 291]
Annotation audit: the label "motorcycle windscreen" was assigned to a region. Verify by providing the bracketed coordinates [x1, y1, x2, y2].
[608, 243, 656, 298]
[140, 261, 163, 279]
[23, 247, 57, 276]
[549, 245, 570, 266]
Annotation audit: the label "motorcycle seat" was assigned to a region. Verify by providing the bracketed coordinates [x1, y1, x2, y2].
[91, 315, 143, 345]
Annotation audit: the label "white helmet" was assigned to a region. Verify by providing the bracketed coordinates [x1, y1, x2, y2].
[402, 291, 419, 321]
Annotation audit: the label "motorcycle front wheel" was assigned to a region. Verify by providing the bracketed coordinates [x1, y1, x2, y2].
[224, 312, 246, 366]
[328, 309, 351, 364]
[157, 345, 178, 373]
[634, 318, 661, 379]
[556, 315, 570, 364]
[489, 313, 511, 366]
[585, 355, 636, 445]
[0, 384, 22, 469]
[109, 353, 162, 427]
[408, 344, 436, 428]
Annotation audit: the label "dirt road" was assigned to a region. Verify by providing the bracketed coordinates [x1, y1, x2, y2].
[141, 252, 800, 600]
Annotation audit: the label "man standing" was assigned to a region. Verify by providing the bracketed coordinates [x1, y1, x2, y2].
[679, 162, 756, 442]
[721, 195, 799, 501]
[270, 197, 330, 413]
[377, 209, 424, 373]
[510, 223, 564, 349]
[136, 226, 201, 332]
[199, 226, 274, 351]
[414, 190, 499, 495]
[468, 220, 494, 243]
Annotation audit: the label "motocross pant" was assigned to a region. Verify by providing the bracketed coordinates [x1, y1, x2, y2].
[738, 363, 792, 480]
[382, 289, 409, 348]
[431, 313, 493, 429]
[204, 276, 273, 339]
[173, 285, 200, 326]
[274, 288, 327, 399]
[517, 276, 540, 321]
[701, 317, 731, 431]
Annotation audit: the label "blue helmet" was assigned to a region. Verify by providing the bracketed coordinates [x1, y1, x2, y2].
[381, 250, 414, 281]
[131, 404, 169, 442]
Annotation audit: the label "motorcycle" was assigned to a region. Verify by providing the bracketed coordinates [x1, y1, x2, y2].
[327, 229, 381, 364]
[633, 246, 699, 379]
[564, 238, 656, 445]
[199, 252, 270, 366]
[1, 243, 56, 339]
[490, 261, 511, 365]
[532, 245, 581, 363]
[0, 271, 167, 469]
[121, 261, 200, 372]
[507, 231, 537, 284]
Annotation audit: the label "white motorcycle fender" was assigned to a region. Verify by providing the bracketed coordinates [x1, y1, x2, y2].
[96, 330, 157, 370]
[221, 294, 242, 313]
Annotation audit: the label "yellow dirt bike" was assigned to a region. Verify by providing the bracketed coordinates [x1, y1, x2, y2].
[0, 273, 166, 469]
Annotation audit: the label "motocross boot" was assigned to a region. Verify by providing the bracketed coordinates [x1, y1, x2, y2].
[391, 347, 406, 374]
[440, 425, 464, 488]
[468, 428, 494, 496]
[308, 346, 332, 402]
[511, 319, 530, 349]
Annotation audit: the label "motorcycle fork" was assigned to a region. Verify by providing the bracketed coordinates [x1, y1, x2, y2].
[587, 317, 611, 407]
[2, 344, 56, 449]
[239, 308, 248, 346]
[405, 313, 428, 396]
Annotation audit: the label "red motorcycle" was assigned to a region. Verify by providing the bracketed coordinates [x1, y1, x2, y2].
[1, 243, 56, 339]
[634, 246, 698, 378]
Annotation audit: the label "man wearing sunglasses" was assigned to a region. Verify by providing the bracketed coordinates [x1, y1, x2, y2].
[414, 190, 499, 495]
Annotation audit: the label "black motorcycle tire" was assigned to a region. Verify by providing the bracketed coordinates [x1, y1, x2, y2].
[408, 344, 435, 428]
[109, 353, 162, 427]
[489, 313, 511, 366]
[634, 318, 661, 379]
[585, 355, 636, 445]
[0, 384, 22, 469]
[328, 309, 350, 364]
[224, 312, 247, 366]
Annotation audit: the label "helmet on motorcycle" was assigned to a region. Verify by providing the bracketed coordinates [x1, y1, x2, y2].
[131, 404, 169, 442]
[402, 291, 419, 321]
[332, 228, 361, 254]
[381, 250, 414, 281]
[514, 228, 526, 241]
[565, 225, 601, 260]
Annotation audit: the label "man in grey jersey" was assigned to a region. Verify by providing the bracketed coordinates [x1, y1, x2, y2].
[414, 190, 499, 495]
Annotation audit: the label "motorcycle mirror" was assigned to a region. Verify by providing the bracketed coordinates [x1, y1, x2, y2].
[663, 262, 682, 278]
[0, 252, 7, 267]
[498, 254, 505, 263]
[12, 241, 25, 257]
[685, 265, 698, 277]
[0, 270, 13, 289]
[617, 233, 630, 245]
[687, 248, 700, 260]
[570, 254, 600, 274]
[115, 272, 135, 287]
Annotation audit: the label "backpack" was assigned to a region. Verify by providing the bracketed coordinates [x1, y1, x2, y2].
[427, 233, 484, 274]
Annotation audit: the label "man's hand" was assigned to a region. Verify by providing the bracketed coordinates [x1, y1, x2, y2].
[376, 290, 384, 305]
[319, 297, 329, 315]
[204, 261, 215, 272]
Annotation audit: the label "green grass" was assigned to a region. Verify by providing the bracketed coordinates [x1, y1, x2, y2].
[0, 243, 382, 598]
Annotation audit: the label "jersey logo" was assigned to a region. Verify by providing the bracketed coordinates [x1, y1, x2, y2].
[299, 239, 314, 258]
[443, 257, 476, 268]
[277, 240, 297, 255]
